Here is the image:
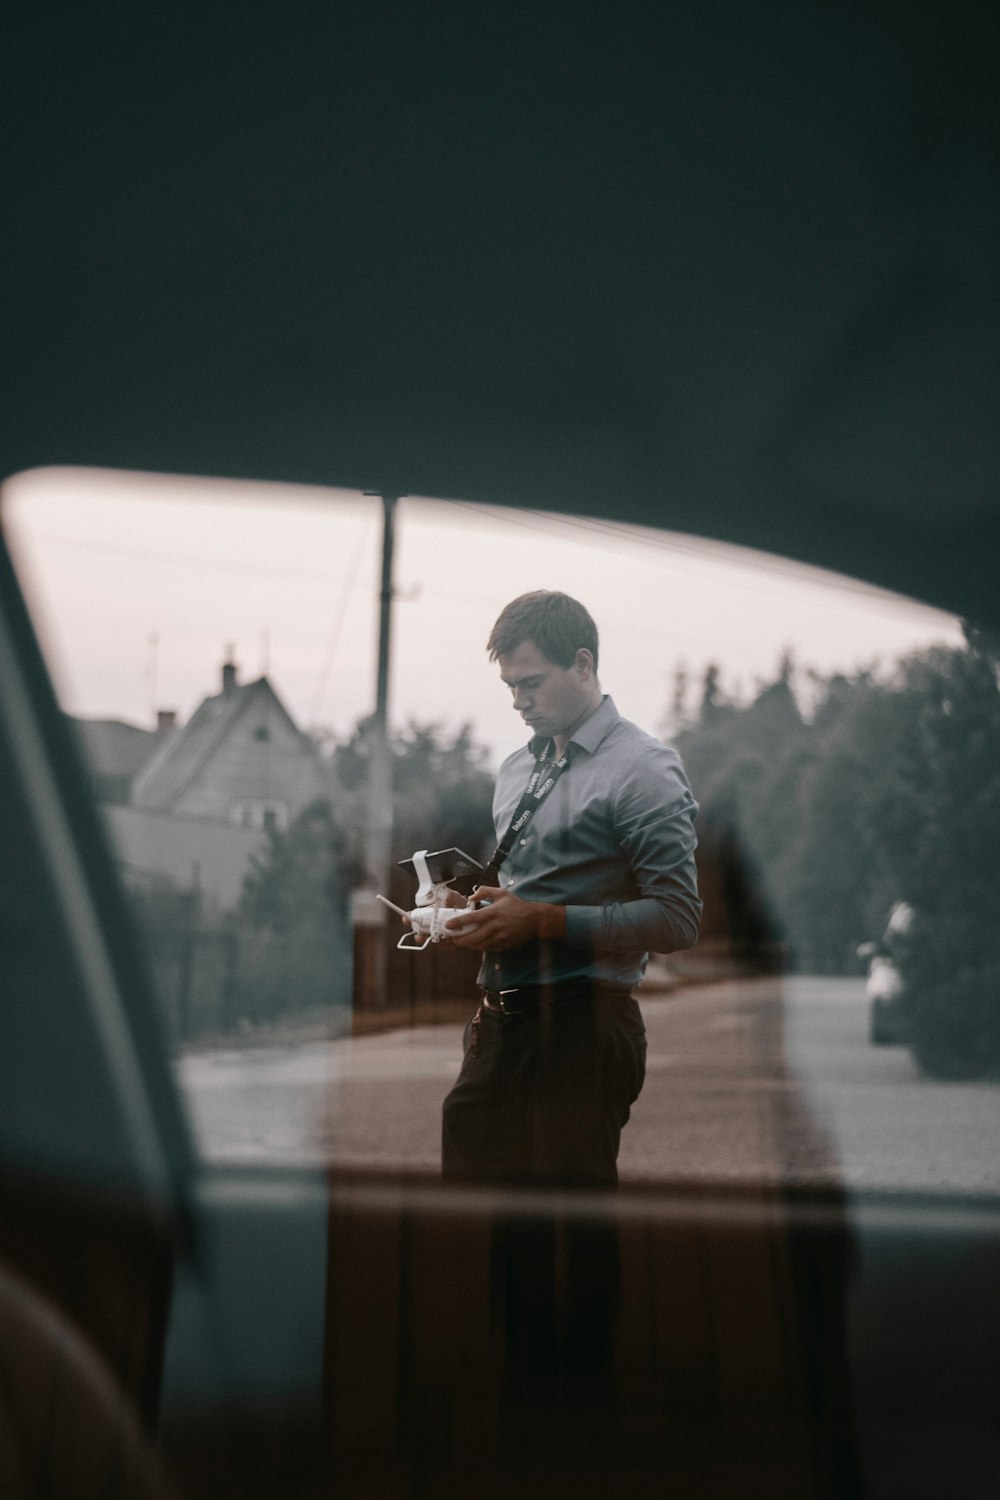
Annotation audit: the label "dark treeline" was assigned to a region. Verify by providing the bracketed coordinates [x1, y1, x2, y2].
[672, 627, 1000, 1078]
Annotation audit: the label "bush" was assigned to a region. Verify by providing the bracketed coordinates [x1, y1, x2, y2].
[898, 910, 1000, 1081]
[905, 966, 1000, 1081]
[887, 639, 1000, 1079]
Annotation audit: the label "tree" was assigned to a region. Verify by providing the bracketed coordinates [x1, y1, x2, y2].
[669, 635, 1000, 1076]
[672, 654, 918, 974]
[236, 798, 353, 1024]
[329, 718, 497, 1011]
[674, 657, 808, 966]
[777, 669, 925, 972]
[876, 638, 1000, 1077]
[332, 717, 496, 878]
[239, 797, 349, 936]
[697, 662, 730, 725]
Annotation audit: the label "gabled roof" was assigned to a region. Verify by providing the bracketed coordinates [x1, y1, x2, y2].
[70, 718, 158, 782]
[131, 676, 312, 813]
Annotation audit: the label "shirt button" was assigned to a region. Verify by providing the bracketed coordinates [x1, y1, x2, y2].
[519, 838, 528, 845]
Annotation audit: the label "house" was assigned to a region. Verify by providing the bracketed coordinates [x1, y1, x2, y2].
[131, 657, 327, 831]
[82, 658, 331, 914]
[70, 713, 172, 805]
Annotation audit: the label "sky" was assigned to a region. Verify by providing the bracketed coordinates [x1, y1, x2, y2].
[2, 466, 963, 769]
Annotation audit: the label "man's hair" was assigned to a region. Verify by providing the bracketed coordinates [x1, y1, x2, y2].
[487, 591, 599, 669]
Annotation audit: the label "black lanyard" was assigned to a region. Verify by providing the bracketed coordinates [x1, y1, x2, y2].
[480, 745, 572, 886]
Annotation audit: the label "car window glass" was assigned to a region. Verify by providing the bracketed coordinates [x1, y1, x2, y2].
[6, 466, 997, 1204]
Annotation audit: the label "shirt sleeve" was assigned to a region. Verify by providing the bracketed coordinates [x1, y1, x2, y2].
[562, 743, 702, 954]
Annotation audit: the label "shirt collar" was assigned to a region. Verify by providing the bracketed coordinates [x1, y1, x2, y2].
[527, 695, 620, 759]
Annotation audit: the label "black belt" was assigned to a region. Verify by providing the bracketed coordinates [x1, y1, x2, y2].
[481, 981, 632, 1015]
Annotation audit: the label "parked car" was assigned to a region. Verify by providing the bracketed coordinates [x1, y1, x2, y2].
[859, 903, 915, 1046]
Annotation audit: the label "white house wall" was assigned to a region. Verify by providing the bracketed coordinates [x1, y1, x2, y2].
[104, 805, 268, 914]
[171, 694, 326, 824]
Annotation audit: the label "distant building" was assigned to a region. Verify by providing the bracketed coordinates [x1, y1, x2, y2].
[70, 717, 164, 806]
[74, 656, 331, 914]
[132, 657, 326, 831]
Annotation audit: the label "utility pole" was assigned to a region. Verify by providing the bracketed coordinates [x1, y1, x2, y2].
[352, 492, 400, 1012]
[369, 491, 397, 902]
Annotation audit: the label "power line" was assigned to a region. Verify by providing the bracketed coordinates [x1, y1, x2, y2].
[22, 528, 366, 588]
[26, 497, 944, 617]
[443, 499, 947, 613]
[308, 514, 376, 728]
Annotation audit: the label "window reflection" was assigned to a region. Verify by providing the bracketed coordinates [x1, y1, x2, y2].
[5, 468, 998, 1201]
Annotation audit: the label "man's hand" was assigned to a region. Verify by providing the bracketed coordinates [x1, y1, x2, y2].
[446, 886, 566, 951]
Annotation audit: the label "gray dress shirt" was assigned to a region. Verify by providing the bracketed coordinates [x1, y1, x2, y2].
[479, 695, 701, 992]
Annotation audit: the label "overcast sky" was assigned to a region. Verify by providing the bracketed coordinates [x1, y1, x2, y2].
[3, 466, 963, 769]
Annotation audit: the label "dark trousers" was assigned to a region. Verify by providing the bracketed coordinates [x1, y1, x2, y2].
[441, 984, 647, 1187]
[441, 983, 645, 1470]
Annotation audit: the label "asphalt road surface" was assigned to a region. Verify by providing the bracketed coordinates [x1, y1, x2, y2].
[178, 976, 1000, 1197]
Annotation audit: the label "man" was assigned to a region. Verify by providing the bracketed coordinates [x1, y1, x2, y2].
[442, 590, 701, 1187]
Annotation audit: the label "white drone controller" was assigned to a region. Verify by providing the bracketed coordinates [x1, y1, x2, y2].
[376, 848, 480, 951]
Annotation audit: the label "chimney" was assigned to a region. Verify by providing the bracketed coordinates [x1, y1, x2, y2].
[222, 650, 238, 696]
[156, 709, 178, 733]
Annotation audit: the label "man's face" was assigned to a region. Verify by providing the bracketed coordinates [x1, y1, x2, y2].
[496, 639, 595, 742]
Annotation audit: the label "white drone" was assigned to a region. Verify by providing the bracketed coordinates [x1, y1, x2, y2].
[376, 847, 483, 950]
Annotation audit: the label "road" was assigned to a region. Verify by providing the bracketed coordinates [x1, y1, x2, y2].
[178, 976, 1000, 1197]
